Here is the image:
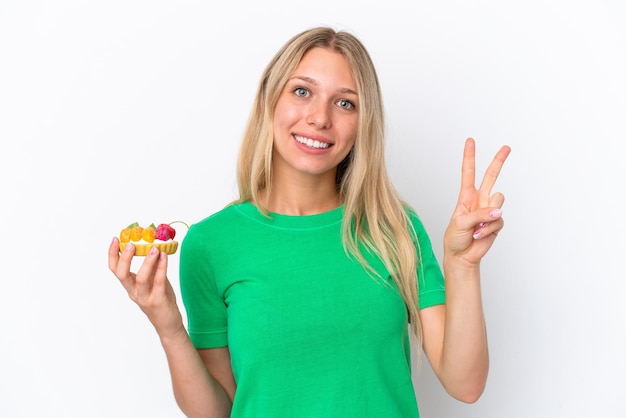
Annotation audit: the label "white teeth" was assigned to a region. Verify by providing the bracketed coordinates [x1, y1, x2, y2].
[295, 135, 330, 149]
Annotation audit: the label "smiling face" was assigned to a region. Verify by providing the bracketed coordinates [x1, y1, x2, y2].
[271, 47, 359, 185]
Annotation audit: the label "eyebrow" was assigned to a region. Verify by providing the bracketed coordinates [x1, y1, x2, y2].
[289, 76, 358, 96]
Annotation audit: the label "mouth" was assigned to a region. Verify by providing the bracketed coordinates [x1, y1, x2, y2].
[293, 134, 331, 150]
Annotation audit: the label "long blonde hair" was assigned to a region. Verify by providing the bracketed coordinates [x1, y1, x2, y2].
[236, 27, 423, 344]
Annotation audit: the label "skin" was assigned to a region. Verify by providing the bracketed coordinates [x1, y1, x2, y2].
[421, 137, 511, 402]
[109, 243, 235, 417]
[266, 47, 359, 214]
[108, 47, 510, 416]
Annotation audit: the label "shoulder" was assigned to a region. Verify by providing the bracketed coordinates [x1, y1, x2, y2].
[182, 202, 249, 251]
[192, 202, 245, 229]
[401, 202, 429, 237]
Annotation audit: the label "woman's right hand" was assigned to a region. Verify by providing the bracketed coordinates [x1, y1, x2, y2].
[108, 238, 185, 340]
[109, 239, 235, 415]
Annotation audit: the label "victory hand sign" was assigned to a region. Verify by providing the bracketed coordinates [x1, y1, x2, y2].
[444, 138, 511, 266]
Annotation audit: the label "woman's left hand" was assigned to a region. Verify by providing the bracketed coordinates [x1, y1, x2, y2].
[444, 138, 511, 266]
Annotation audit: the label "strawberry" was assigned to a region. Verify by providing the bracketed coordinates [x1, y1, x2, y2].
[156, 223, 176, 241]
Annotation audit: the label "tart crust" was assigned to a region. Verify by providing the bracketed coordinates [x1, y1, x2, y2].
[119, 241, 178, 256]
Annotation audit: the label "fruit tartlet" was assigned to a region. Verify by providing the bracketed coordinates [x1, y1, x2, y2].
[118, 221, 188, 256]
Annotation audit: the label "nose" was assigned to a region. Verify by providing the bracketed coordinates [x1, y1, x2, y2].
[305, 98, 331, 129]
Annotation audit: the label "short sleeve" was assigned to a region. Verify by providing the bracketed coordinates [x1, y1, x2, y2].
[179, 223, 229, 348]
[407, 209, 446, 309]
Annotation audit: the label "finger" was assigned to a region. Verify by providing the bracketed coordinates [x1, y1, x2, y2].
[473, 198, 504, 229]
[135, 246, 161, 301]
[108, 237, 121, 273]
[478, 145, 511, 204]
[152, 251, 169, 294]
[474, 217, 504, 240]
[459, 138, 477, 197]
[489, 192, 505, 209]
[115, 241, 136, 282]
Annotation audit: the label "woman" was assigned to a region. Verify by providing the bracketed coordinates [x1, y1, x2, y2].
[109, 26, 510, 417]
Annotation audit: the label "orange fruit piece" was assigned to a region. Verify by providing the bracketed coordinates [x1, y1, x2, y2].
[130, 225, 144, 242]
[142, 224, 157, 243]
[119, 228, 131, 243]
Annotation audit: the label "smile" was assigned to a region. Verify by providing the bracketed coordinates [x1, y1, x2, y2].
[294, 135, 330, 149]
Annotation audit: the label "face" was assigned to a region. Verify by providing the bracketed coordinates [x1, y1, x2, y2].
[272, 47, 358, 183]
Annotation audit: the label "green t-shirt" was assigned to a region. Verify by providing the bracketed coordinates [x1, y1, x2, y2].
[179, 202, 445, 417]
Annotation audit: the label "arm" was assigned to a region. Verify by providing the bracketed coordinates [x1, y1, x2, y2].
[421, 138, 510, 403]
[108, 240, 235, 417]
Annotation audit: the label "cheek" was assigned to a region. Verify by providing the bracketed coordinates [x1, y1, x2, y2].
[273, 101, 299, 131]
[347, 131, 357, 147]
[339, 119, 358, 148]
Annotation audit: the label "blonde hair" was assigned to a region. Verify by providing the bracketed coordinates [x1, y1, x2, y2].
[236, 27, 423, 345]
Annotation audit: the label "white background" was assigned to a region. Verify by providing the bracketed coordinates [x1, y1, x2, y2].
[1, 1, 625, 417]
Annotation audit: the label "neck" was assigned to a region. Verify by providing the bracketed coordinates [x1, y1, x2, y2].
[260, 173, 341, 216]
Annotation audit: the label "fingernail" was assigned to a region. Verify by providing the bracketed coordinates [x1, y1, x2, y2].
[490, 209, 502, 218]
[111, 236, 117, 245]
[150, 246, 158, 256]
[473, 231, 482, 239]
[479, 222, 489, 228]
[125, 242, 134, 252]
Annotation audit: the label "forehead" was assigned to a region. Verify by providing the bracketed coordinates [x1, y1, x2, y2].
[290, 47, 356, 89]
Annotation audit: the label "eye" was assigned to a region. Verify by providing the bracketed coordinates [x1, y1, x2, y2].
[294, 87, 309, 98]
[337, 99, 355, 110]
